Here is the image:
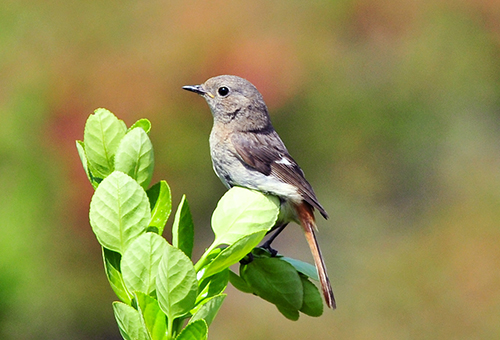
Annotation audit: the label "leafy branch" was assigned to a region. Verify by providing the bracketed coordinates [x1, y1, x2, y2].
[76, 108, 324, 340]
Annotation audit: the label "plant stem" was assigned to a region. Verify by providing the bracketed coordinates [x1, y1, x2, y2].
[167, 317, 174, 340]
[194, 243, 216, 273]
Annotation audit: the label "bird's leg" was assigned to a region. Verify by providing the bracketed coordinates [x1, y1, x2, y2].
[240, 223, 289, 265]
[261, 223, 289, 257]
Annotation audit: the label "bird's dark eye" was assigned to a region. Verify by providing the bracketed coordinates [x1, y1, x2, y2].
[217, 86, 230, 97]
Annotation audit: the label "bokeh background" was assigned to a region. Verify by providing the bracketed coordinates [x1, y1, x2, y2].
[1, 1, 500, 339]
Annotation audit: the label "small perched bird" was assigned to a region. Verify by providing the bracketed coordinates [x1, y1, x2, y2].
[183, 75, 336, 309]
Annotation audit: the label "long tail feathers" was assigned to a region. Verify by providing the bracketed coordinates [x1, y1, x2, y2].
[296, 203, 336, 309]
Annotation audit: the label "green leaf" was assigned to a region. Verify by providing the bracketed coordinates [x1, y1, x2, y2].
[76, 140, 102, 188]
[196, 270, 229, 305]
[195, 187, 279, 274]
[281, 257, 319, 281]
[76, 140, 95, 186]
[228, 270, 253, 294]
[276, 304, 300, 321]
[157, 243, 198, 320]
[299, 276, 323, 317]
[122, 233, 168, 294]
[172, 195, 194, 258]
[113, 302, 149, 340]
[147, 181, 172, 235]
[199, 231, 267, 279]
[129, 118, 151, 134]
[89, 171, 151, 254]
[115, 127, 155, 190]
[135, 292, 168, 340]
[102, 248, 132, 304]
[175, 319, 207, 340]
[84, 108, 127, 179]
[211, 187, 279, 248]
[190, 294, 226, 327]
[240, 257, 303, 310]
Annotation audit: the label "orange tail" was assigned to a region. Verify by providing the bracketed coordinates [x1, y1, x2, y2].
[296, 202, 336, 309]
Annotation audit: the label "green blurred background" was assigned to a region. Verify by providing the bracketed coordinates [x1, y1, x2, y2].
[1, 0, 500, 339]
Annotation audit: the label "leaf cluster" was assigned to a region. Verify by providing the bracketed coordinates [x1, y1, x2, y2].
[76, 108, 324, 340]
[230, 248, 324, 320]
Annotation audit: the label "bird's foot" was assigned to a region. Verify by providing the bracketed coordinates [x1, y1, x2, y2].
[260, 240, 278, 257]
[239, 252, 254, 265]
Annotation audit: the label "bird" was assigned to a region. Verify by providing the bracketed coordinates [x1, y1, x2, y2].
[182, 75, 335, 309]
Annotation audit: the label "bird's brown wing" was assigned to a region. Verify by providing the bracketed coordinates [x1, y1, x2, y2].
[231, 130, 328, 219]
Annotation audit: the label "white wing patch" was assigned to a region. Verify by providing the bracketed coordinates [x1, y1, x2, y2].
[275, 157, 293, 166]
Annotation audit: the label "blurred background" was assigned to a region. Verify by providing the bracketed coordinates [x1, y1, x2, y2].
[1, 0, 500, 339]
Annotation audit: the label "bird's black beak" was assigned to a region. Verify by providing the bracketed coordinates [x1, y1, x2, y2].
[182, 84, 206, 96]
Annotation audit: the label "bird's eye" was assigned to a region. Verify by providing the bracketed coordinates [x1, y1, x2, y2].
[217, 86, 230, 97]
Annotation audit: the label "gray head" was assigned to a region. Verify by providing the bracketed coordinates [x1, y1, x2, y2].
[183, 75, 273, 131]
